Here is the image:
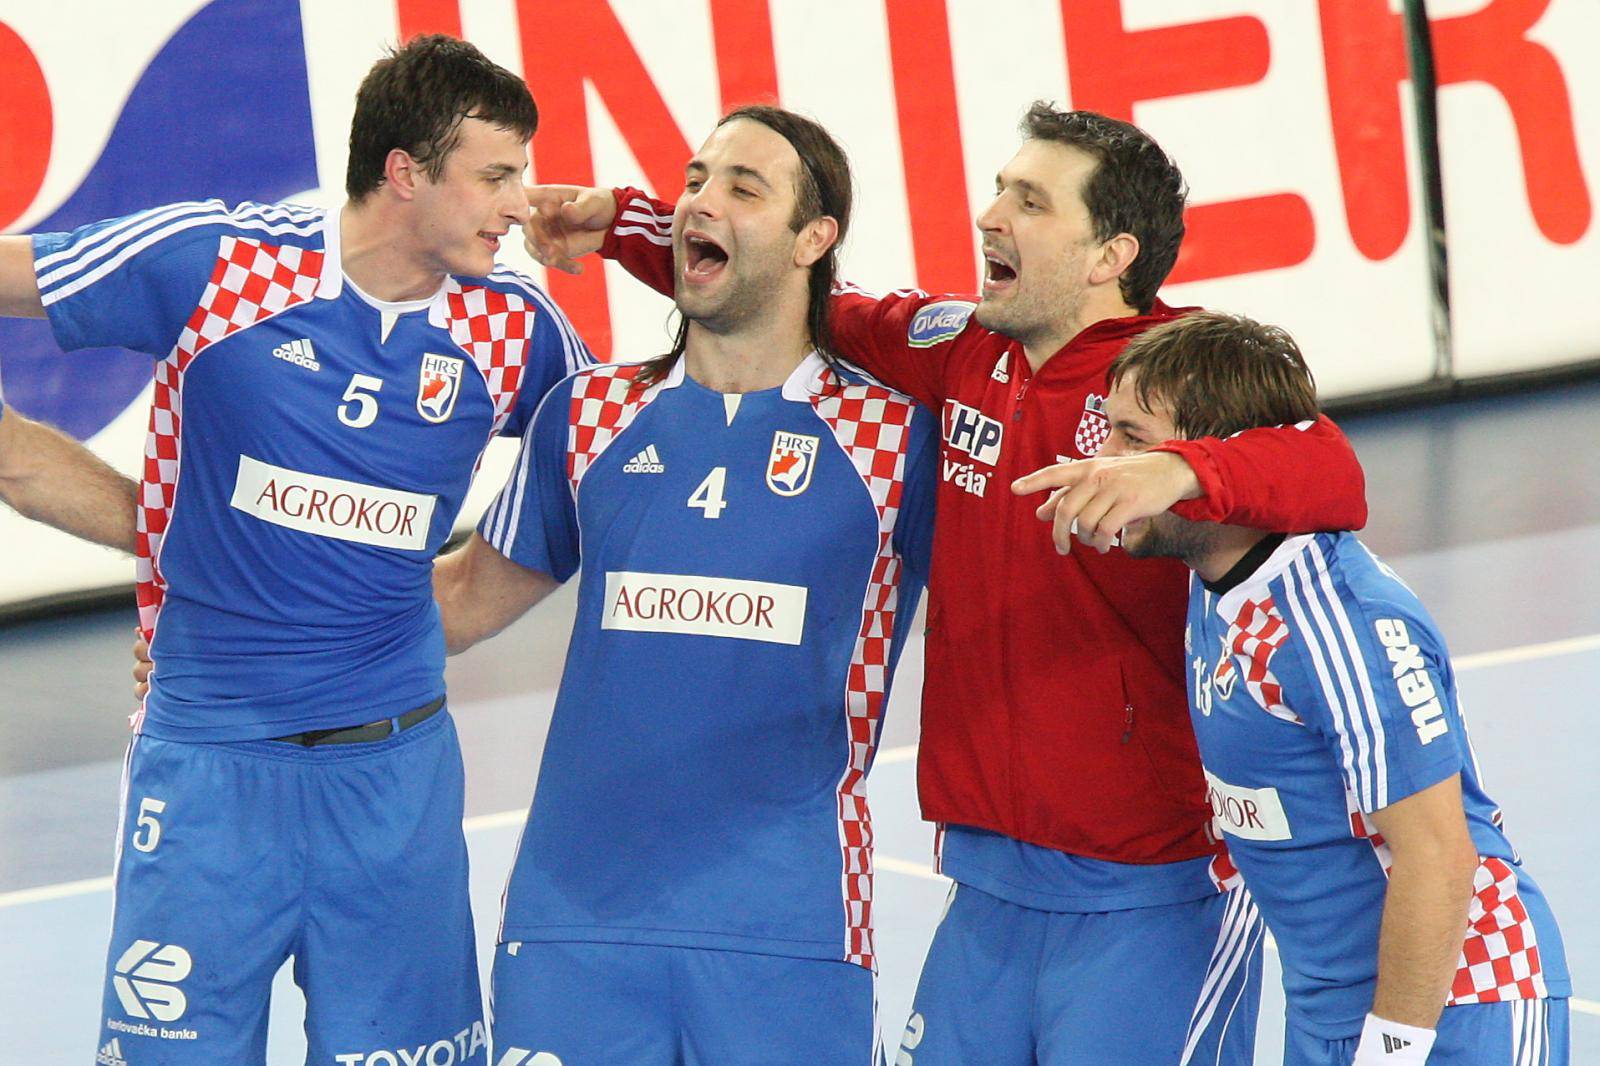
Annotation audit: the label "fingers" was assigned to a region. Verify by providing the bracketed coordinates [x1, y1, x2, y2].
[561, 188, 618, 231]
[1011, 462, 1084, 498]
[133, 626, 151, 700]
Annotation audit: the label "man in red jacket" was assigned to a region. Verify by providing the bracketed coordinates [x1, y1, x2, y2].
[524, 103, 1366, 1065]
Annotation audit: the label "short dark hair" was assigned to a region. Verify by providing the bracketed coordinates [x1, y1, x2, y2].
[1019, 103, 1186, 314]
[346, 35, 538, 201]
[641, 105, 854, 386]
[1108, 311, 1319, 440]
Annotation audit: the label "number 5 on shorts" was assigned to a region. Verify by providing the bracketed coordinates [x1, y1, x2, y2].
[132, 797, 167, 853]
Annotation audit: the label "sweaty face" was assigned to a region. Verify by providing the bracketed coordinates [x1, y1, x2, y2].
[1100, 372, 1218, 560]
[409, 117, 530, 278]
[672, 120, 810, 332]
[973, 140, 1102, 348]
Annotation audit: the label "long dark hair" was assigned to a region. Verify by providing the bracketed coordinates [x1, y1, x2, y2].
[636, 105, 854, 386]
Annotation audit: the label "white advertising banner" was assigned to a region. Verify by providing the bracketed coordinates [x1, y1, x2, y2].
[0, 0, 1590, 608]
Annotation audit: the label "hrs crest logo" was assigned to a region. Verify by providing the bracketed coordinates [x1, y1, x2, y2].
[766, 432, 818, 496]
[417, 354, 465, 423]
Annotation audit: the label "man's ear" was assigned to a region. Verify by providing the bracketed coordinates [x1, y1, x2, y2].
[1089, 232, 1140, 288]
[794, 215, 839, 269]
[383, 149, 423, 201]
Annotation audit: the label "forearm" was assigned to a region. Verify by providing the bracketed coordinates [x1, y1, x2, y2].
[1370, 847, 1478, 1027]
[0, 410, 137, 552]
[1161, 414, 1368, 531]
[433, 534, 558, 654]
[0, 236, 45, 318]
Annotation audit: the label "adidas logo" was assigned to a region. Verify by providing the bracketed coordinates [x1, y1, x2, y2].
[1382, 1035, 1412, 1054]
[271, 338, 320, 372]
[96, 1038, 127, 1066]
[622, 445, 665, 474]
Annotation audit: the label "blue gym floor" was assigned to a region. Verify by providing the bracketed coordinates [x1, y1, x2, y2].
[2, 380, 1597, 1063]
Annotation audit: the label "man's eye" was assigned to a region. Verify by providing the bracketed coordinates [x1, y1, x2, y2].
[685, 179, 703, 192]
[733, 186, 756, 199]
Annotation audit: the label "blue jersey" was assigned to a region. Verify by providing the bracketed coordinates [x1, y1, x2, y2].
[1186, 532, 1569, 1039]
[479, 354, 937, 970]
[34, 200, 589, 742]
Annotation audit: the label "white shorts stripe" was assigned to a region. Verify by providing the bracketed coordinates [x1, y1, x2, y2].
[1180, 888, 1262, 1065]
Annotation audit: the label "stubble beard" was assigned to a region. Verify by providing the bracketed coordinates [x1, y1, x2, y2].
[1123, 513, 1221, 566]
[975, 249, 1089, 350]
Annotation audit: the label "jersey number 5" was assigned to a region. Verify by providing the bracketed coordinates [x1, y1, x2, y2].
[688, 467, 728, 519]
[338, 374, 384, 429]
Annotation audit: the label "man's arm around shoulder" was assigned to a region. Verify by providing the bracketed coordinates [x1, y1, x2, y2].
[0, 406, 137, 552]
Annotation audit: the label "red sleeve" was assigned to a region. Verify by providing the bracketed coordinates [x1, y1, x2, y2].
[1156, 414, 1368, 531]
[600, 187, 966, 409]
[600, 187, 677, 297]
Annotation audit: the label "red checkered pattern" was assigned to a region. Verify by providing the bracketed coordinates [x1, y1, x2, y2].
[135, 238, 323, 666]
[1448, 856, 1549, 1004]
[444, 283, 536, 436]
[565, 364, 656, 491]
[1074, 407, 1110, 456]
[1345, 791, 1394, 871]
[1222, 596, 1298, 723]
[811, 371, 918, 970]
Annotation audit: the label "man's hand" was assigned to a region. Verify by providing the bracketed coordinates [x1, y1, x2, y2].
[1011, 452, 1201, 554]
[133, 627, 151, 701]
[523, 185, 619, 275]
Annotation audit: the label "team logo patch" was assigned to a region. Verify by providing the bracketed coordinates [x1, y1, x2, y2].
[1074, 393, 1110, 456]
[908, 300, 976, 348]
[766, 431, 819, 496]
[417, 353, 465, 423]
[1213, 653, 1239, 700]
[112, 940, 191, 1022]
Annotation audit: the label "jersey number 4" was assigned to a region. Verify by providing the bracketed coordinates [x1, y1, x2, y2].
[688, 467, 728, 519]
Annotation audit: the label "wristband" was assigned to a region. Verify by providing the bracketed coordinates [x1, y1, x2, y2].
[1351, 1013, 1436, 1064]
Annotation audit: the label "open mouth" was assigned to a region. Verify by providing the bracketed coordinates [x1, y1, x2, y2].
[478, 231, 505, 251]
[983, 252, 1018, 289]
[683, 232, 730, 281]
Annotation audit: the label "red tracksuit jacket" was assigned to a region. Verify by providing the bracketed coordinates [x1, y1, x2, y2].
[602, 188, 1367, 867]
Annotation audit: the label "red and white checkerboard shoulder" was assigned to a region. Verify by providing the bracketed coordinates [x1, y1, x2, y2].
[1221, 595, 1299, 724]
[137, 236, 324, 649]
[441, 281, 536, 437]
[564, 362, 662, 492]
[808, 368, 920, 970]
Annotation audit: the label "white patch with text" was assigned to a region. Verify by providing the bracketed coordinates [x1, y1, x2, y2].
[602, 571, 807, 645]
[230, 454, 435, 550]
[941, 399, 1003, 465]
[1204, 770, 1293, 841]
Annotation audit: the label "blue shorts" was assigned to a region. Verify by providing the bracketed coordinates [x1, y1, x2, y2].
[490, 941, 881, 1065]
[1285, 999, 1569, 1065]
[96, 710, 485, 1065]
[894, 882, 1263, 1065]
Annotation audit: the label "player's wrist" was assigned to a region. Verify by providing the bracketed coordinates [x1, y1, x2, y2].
[1351, 1013, 1436, 1064]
